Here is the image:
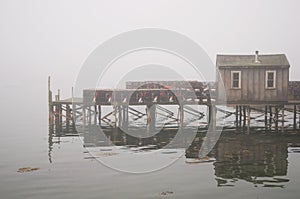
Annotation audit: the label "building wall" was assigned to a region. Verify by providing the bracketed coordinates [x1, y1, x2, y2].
[217, 66, 289, 103]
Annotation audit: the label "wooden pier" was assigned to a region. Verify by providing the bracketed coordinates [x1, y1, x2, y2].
[48, 52, 300, 135]
[48, 78, 300, 135]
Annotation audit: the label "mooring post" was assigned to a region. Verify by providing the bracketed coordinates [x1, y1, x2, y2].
[48, 76, 54, 128]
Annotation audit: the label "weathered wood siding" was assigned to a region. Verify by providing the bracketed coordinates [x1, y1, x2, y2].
[217, 66, 289, 103]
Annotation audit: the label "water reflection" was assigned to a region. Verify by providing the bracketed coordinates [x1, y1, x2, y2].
[213, 133, 289, 188]
[48, 125, 300, 187]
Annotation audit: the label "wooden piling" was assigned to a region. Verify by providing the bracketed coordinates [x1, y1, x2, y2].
[282, 105, 285, 131]
[180, 104, 184, 127]
[247, 106, 251, 133]
[243, 106, 246, 127]
[265, 105, 268, 129]
[48, 76, 54, 127]
[66, 104, 71, 132]
[82, 106, 86, 127]
[72, 87, 75, 123]
[235, 106, 238, 127]
[239, 106, 242, 126]
[269, 106, 273, 129]
[275, 106, 279, 131]
[98, 105, 101, 125]
[294, 105, 297, 129]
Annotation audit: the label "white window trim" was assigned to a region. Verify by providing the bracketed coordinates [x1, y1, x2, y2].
[265, 70, 276, 89]
[231, 71, 241, 89]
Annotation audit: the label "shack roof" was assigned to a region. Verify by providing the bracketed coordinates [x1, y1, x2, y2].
[216, 54, 290, 68]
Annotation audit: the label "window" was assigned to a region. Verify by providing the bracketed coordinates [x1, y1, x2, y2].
[231, 71, 241, 89]
[265, 70, 276, 89]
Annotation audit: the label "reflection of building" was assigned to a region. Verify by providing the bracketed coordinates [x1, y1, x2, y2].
[214, 134, 288, 187]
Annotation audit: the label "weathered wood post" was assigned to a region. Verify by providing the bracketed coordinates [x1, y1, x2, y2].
[82, 106, 86, 127]
[293, 105, 297, 129]
[243, 106, 246, 127]
[211, 105, 216, 131]
[235, 106, 239, 128]
[247, 106, 251, 133]
[281, 105, 285, 131]
[94, 105, 97, 125]
[57, 89, 62, 129]
[265, 105, 268, 129]
[88, 106, 92, 125]
[66, 104, 71, 132]
[179, 104, 184, 127]
[71, 87, 75, 126]
[275, 106, 279, 131]
[122, 105, 128, 130]
[48, 76, 54, 129]
[118, 105, 122, 128]
[269, 106, 273, 129]
[239, 105, 242, 126]
[98, 105, 101, 125]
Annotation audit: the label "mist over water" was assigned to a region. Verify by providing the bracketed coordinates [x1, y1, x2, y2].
[1, 0, 300, 198]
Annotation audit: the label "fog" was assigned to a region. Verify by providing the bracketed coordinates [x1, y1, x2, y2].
[0, 0, 299, 126]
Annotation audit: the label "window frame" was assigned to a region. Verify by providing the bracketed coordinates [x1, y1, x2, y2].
[265, 70, 276, 89]
[231, 70, 241, 89]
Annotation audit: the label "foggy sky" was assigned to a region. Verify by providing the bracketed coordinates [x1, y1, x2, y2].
[0, 0, 299, 100]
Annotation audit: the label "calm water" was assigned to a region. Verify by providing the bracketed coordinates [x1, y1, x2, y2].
[1, 86, 300, 199]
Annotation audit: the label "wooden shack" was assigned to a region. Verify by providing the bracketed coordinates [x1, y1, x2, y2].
[216, 51, 290, 104]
